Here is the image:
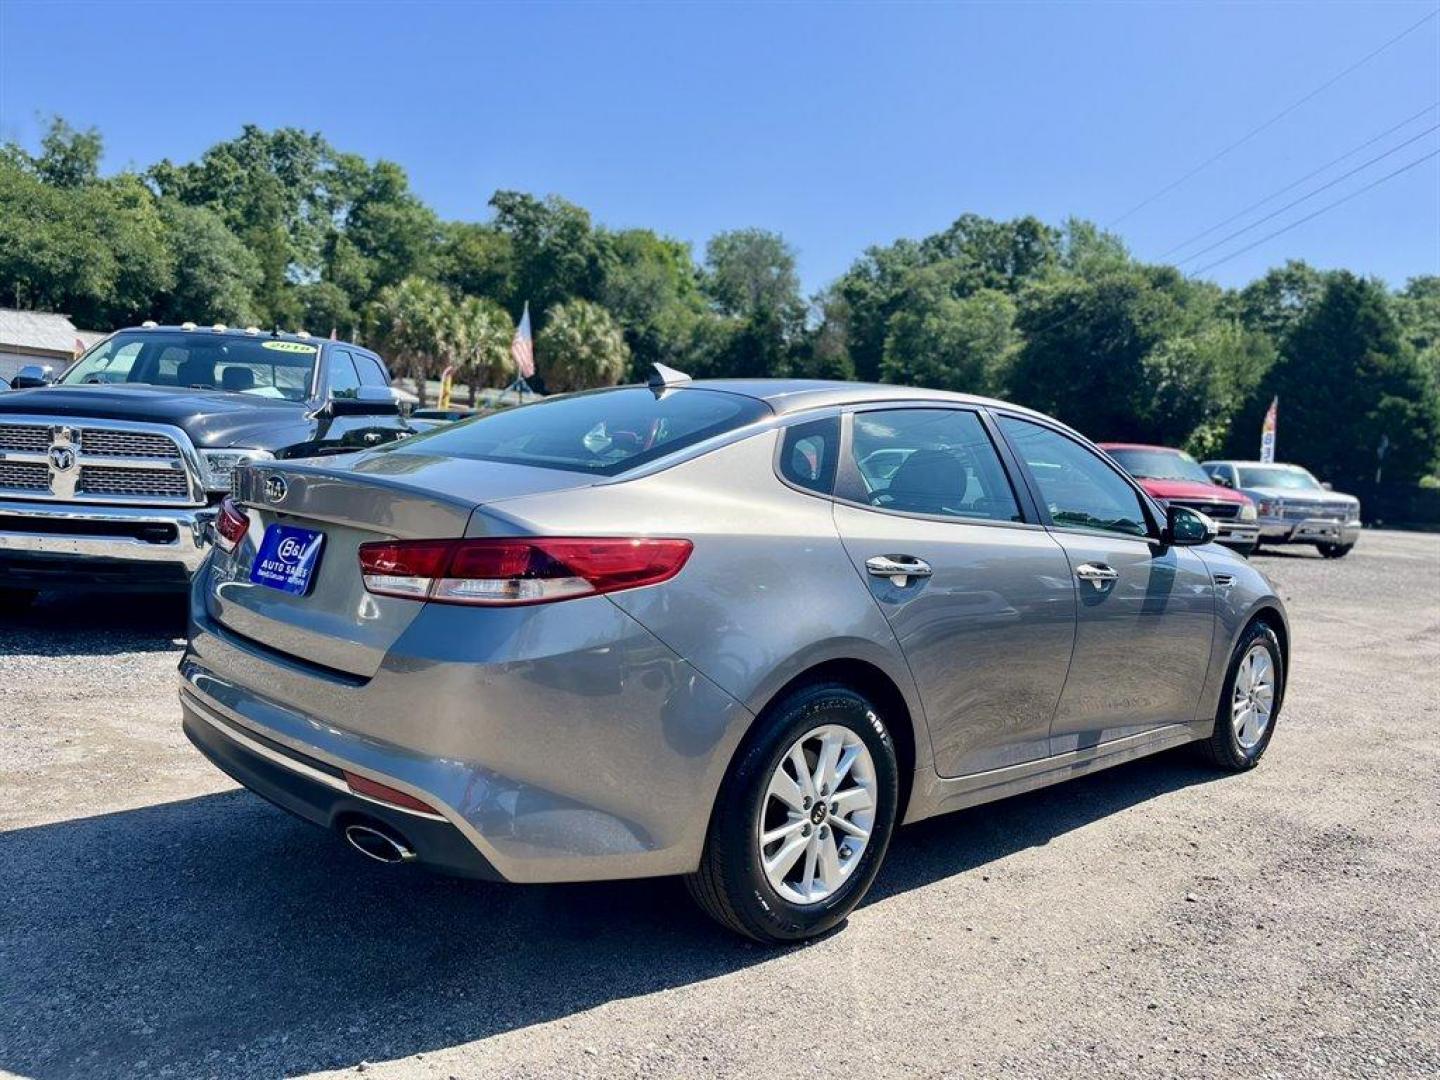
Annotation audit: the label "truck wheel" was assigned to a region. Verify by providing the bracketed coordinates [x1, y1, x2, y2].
[1317, 543, 1353, 559]
[0, 588, 38, 612]
[686, 683, 899, 944]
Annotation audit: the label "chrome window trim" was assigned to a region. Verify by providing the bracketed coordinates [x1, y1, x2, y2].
[0, 414, 206, 506]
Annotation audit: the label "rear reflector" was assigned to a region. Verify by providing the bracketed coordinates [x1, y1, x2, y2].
[357, 537, 692, 606]
[343, 771, 441, 815]
[214, 497, 250, 553]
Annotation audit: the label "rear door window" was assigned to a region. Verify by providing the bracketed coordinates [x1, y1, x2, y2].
[840, 408, 1021, 522]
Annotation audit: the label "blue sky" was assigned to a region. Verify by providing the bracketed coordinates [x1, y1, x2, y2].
[2, 1, 1437, 294]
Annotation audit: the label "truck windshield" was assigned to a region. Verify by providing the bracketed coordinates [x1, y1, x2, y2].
[1236, 466, 1323, 491]
[388, 386, 772, 475]
[61, 331, 319, 402]
[1107, 447, 1213, 484]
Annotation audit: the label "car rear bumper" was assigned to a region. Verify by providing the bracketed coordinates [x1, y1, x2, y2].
[179, 578, 754, 884]
[0, 497, 214, 589]
[1258, 518, 1360, 546]
[182, 692, 500, 879]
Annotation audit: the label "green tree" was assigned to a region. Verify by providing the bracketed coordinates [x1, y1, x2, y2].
[537, 299, 630, 392]
[152, 200, 261, 325]
[434, 221, 513, 302]
[33, 117, 102, 188]
[599, 228, 705, 378]
[880, 275, 1015, 394]
[151, 125, 337, 325]
[701, 228, 804, 378]
[1232, 273, 1440, 487]
[1008, 265, 1255, 447]
[1394, 276, 1440, 395]
[364, 277, 454, 405]
[1230, 260, 1328, 343]
[447, 296, 514, 402]
[489, 191, 607, 322]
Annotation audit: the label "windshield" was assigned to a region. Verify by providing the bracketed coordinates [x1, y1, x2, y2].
[61, 331, 319, 401]
[385, 386, 772, 475]
[1237, 466, 1323, 491]
[1107, 447, 1213, 484]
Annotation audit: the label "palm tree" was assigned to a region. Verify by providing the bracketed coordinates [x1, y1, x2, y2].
[447, 296, 514, 404]
[364, 277, 451, 405]
[537, 299, 630, 393]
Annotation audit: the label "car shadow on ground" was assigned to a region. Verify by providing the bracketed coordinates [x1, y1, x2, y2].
[0, 592, 188, 656]
[0, 750, 1221, 1078]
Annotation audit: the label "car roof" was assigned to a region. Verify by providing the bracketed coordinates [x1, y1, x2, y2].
[113, 325, 368, 352]
[679, 379, 1054, 422]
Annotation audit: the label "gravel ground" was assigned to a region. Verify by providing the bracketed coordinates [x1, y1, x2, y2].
[0, 530, 1437, 1080]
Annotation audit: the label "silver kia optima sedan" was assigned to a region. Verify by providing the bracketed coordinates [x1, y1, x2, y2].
[180, 375, 1289, 943]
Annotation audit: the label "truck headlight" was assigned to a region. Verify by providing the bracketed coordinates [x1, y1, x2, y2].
[1239, 502, 1257, 521]
[1346, 503, 1361, 523]
[199, 448, 274, 493]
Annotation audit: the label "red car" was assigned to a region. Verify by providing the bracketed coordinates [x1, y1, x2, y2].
[1099, 443, 1260, 557]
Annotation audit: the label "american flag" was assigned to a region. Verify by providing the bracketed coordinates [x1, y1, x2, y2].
[510, 302, 534, 379]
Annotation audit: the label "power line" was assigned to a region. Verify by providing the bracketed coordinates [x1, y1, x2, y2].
[1157, 102, 1440, 259]
[1108, 8, 1439, 228]
[1190, 148, 1440, 277]
[1176, 121, 1440, 266]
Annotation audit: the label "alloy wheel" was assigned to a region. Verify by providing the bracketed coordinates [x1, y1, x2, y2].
[758, 724, 878, 904]
[1231, 644, 1276, 751]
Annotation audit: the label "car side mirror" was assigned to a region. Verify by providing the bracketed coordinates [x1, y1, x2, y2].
[11, 364, 54, 389]
[1211, 473, 1233, 488]
[1165, 504, 1217, 547]
[1321, 481, 1333, 491]
[325, 386, 402, 416]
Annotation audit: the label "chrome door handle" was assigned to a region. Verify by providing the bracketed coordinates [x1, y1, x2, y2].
[1075, 562, 1119, 589]
[866, 555, 933, 587]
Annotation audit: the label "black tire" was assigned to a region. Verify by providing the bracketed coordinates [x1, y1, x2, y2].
[1317, 542, 1353, 559]
[685, 682, 899, 944]
[0, 588, 38, 612]
[1197, 620, 1284, 771]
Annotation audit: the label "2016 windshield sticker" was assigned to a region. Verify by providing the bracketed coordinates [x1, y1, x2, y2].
[262, 341, 318, 354]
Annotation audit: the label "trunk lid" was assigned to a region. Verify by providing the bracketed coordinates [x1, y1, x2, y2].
[205, 449, 595, 677]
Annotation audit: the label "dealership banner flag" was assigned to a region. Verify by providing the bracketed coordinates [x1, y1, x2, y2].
[511, 302, 535, 379]
[1260, 397, 1278, 463]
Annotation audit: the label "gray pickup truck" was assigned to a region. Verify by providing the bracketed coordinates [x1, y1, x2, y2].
[1202, 460, 1361, 558]
[0, 324, 416, 606]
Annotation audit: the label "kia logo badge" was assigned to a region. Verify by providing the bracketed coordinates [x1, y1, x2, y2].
[264, 475, 288, 503]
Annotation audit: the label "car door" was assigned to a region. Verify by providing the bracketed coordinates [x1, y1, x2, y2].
[995, 415, 1216, 752]
[831, 406, 1077, 778]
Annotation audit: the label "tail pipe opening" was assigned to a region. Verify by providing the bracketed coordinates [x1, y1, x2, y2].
[343, 821, 416, 865]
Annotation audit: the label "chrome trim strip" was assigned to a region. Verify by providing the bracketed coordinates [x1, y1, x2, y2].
[0, 498, 214, 569]
[181, 691, 449, 822]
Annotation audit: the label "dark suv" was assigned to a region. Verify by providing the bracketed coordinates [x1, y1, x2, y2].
[0, 324, 416, 604]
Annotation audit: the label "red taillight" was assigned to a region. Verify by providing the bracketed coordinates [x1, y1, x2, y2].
[357, 537, 693, 606]
[343, 771, 440, 815]
[214, 497, 250, 553]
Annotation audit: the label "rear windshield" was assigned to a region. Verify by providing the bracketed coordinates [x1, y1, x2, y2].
[61, 331, 319, 401]
[387, 386, 772, 475]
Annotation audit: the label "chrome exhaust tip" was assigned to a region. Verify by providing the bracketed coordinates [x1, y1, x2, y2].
[344, 823, 416, 865]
